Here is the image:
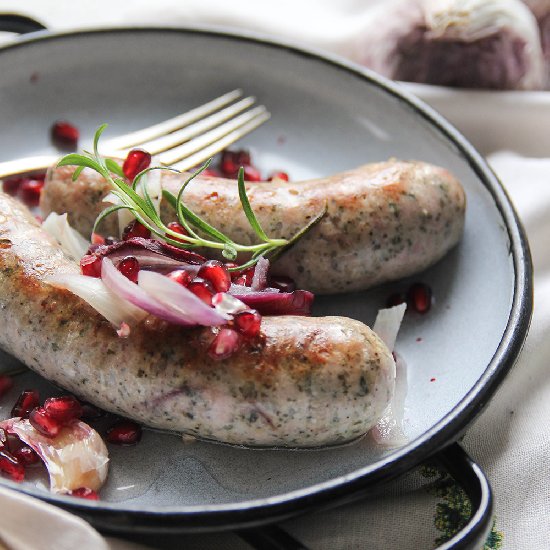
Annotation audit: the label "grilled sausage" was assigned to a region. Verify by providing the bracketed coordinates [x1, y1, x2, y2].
[40, 159, 466, 294]
[0, 192, 394, 448]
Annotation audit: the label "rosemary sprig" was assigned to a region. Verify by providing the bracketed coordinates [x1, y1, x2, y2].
[57, 125, 326, 269]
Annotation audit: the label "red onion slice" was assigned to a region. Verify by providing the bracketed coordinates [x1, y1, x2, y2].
[106, 249, 201, 274]
[101, 258, 196, 326]
[229, 288, 314, 315]
[251, 257, 269, 291]
[47, 273, 147, 328]
[0, 418, 109, 493]
[89, 237, 206, 265]
[138, 270, 227, 326]
[212, 292, 248, 316]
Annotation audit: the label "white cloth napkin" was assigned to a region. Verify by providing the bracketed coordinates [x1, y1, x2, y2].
[0, 2, 549, 549]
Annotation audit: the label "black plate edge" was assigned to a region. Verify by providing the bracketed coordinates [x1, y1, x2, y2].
[0, 26, 533, 531]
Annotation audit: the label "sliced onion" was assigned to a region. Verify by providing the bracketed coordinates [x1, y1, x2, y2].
[89, 237, 206, 266]
[106, 250, 201, 274]
[137, 270, 228, 326]
[372, 303, 407, 350]
[229, 283, 280, 295]
[229, 288, 314, 315]
[370, 303, 408, 448]
[212, 292, 248, 316]
[47, 273, 147, 328]
[370, 351, 408, 448]
[101, 258, 197, 326]
[251, 257, 269, 291]
[42, 213, 89, 262]
[0, 418, 109, 493]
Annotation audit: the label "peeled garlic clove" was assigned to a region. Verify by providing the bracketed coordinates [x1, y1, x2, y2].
[0, 418, 109, 493]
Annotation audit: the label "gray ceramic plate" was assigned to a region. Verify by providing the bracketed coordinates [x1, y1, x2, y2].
[0, 23, 531, 545]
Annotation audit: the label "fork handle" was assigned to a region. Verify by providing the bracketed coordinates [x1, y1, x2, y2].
[0, 155, 59, 179]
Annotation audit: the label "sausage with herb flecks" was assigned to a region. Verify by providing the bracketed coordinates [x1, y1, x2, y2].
[40, 159, 466, 294]
[0, 192, 394, 448]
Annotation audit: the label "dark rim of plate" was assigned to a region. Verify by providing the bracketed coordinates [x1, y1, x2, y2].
[0, 26, 533, 532]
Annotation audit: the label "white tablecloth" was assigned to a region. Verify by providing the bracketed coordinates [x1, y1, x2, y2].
[0, 2, 548, 549]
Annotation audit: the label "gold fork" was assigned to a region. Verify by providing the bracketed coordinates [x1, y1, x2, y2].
[0, 89, 270, 179]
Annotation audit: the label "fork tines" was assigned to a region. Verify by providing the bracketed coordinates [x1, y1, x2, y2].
[102, 89, 270, 167]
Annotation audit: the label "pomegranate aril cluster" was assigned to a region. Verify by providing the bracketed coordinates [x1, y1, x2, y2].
[385, 281, 433, 314]
[9, 389, 83, 438]
[11, 389, 40, 418]
[201, 148, 289, 182]
[122, 220, 151, 241]
[2, 172, 47, 208]
[0, 426, 39, 482]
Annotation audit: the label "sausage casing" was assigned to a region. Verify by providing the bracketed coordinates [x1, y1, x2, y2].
[0, 192, 394, 448]
[41, 159, 466, 294]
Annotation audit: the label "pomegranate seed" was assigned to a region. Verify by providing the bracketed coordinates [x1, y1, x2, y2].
[166, 221, 188, 243]
[208, 328, 242, 360]
[0, 449, 25, 482]
[166, 269, 193, 287]
[80, 403, 105, 420]
[43, 395, 83, 424]
[242, 165, 262, 182]
[386, 292, 406, 308]
[123, 149, 151, 181]
[268, 171, 289, 182]
[13, 444, 40, 466]
[233, 150, 252, 166]
[91, 233, 105, 245]
[19, 178, 45, 207]
[2, 176, 24, 196]
[220, 149, 251, 178]
[241, 267, 255, 286]
[220, 159, 238, 178]
[269, 275, 296, 293]
[117, 256, 140, 283]
[80, 254, 102, 278]
[51, 120, 79, 150]
[407, 282, 432, 314]
[0, 375, 13, 398]
[198, 260, 231, 293]
[106, 420, 142, 445]
[11, 389, 40, 418]
[188, 277, 214, 305]
[122, 219, 151, 240]
[66, 487, 99, 500]
[29, 407, 62, 438]
[233, 310, 262, 338]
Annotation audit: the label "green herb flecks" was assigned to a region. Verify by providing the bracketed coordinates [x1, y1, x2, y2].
[57, 124, 326, 269]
